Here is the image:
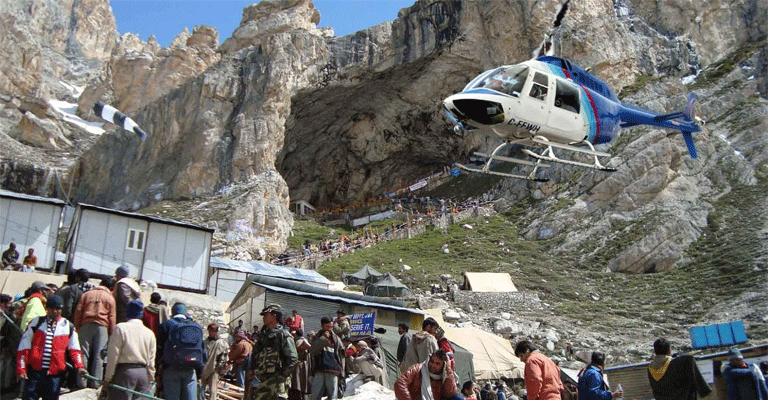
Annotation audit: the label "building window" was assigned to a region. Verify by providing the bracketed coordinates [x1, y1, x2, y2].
[126, 229, 146, 251]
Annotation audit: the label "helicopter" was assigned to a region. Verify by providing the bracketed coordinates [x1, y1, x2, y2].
[443, 55, 700, 182]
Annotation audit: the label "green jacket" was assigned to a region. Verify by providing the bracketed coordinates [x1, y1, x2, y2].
[251, 324, 297, 379]
[20, 294, 46, 331]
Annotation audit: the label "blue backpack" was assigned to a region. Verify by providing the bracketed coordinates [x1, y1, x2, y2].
[163, 318, 205, 370]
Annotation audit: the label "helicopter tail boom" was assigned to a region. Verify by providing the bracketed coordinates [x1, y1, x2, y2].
[619, 93, 699, 158]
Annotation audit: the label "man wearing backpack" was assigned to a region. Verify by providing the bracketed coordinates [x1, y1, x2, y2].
[158, 302, 206, 400]
[247, 304, 297, 400]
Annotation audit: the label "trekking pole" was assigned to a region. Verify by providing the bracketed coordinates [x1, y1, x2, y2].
[1, 311, 23, 334]
[68, 363, 164, 400]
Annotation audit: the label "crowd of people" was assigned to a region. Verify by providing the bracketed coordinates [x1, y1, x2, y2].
[2, 268, 767, 400]
[216, 307, 389, 400]
[273, 199, 492, 269]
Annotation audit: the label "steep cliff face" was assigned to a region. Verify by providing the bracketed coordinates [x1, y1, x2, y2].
[277, 0, 767, 273]
[71, 0, 329, 253]
[0, 0, 116, 196]
[77, 26, 222, 117]
[0, 0, 115, 98]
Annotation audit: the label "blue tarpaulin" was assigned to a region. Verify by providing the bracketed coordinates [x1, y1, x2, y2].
[689, 321, 748, 349]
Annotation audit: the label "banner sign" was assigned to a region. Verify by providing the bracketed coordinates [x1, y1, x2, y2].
[352, 216, 370, 227]
[369, 210, 395, 222]
[349, 312, 376, 338]
[409, 180, 427, 191]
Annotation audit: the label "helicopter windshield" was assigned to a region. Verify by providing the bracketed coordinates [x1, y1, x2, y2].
[465, 65, 529, 97]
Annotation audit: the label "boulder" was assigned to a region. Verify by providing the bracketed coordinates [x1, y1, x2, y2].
[9, 112, 72, 149]
[443, 310, 461, 322]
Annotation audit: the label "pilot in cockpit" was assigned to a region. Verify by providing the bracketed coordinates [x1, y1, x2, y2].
[486, 73, 510, 92]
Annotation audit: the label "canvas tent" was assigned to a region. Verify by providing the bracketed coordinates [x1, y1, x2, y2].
[444, 326, 525, 380]
[364, 273, 411, 297]
[370, 324, 474, 390]
[423, 310, 524, 380]
[462, 272, 518, 292]
[344, 264, 384, 286]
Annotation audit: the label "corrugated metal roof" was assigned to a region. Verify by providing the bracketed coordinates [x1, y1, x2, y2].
[0, 189, 65, 206]
[79, 203, 214, 232]
[210, 257, 331, 285]
[228, 275, 420, 314]
[253, 281, 420, 313]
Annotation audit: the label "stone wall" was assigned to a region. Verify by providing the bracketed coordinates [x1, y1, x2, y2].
[452, 290, 541, 312]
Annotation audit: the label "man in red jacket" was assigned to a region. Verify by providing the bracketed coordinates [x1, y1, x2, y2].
[395, 349, 459, 400]
[17, 294, 86, 400]
[285, 309, 304, 334]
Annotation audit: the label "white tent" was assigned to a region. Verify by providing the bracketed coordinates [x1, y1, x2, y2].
[463, 272, 518, 292]
[423, 309, 524, 380]
[445, 326, 525, 380]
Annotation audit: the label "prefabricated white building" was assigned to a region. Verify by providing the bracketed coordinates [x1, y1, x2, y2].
[0, 190, 65, 270]
[65, 204, 214, 292]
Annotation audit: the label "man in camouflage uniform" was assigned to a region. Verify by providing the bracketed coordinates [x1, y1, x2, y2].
[245, 304, 298, 400]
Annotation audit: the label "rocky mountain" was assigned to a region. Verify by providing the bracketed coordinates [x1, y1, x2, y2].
[0, 0, 766, 270]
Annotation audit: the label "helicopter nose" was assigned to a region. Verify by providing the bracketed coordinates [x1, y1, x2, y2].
[445, 97, 505, 126]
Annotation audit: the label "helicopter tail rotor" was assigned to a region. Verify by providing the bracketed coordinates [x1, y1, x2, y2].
[682, 131, 697, 159]
[682, 93, 698, 158]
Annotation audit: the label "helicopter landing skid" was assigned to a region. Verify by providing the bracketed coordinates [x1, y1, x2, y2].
[523, 136, 618, 172]
[456, 140, 551, 182]
[456, 163, 550, 182]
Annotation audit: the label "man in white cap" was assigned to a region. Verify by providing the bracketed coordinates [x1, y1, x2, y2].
[722, 347, 768, 400]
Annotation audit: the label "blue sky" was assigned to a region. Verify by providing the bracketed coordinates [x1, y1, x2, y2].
[111, 0, 415, 47]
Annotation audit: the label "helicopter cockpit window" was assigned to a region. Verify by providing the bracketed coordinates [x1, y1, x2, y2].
[468, 66, 528, 97]
[554, 80, 580, 113]
[529, 72, 548, 101]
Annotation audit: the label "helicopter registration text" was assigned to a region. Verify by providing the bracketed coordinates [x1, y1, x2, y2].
[508, 118, 541, 133]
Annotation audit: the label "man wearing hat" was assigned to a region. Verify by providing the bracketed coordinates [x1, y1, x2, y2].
[16, 294, 87, 400]
[722, 347, 768, 400]
[647, 338, 712, 400]
[104, 300, 156, 400]
[229, 330, 253, 387]
[20, 281, 50, 331]
[114, 265, 140, 324]
[203, 323, 230, 400]
[246, 304, 297, 400]
[158, 302, 206, 400]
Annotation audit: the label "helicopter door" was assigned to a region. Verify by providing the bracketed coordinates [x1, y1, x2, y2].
[520, 71, 550, 130]
[547, 78, 584, 141]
